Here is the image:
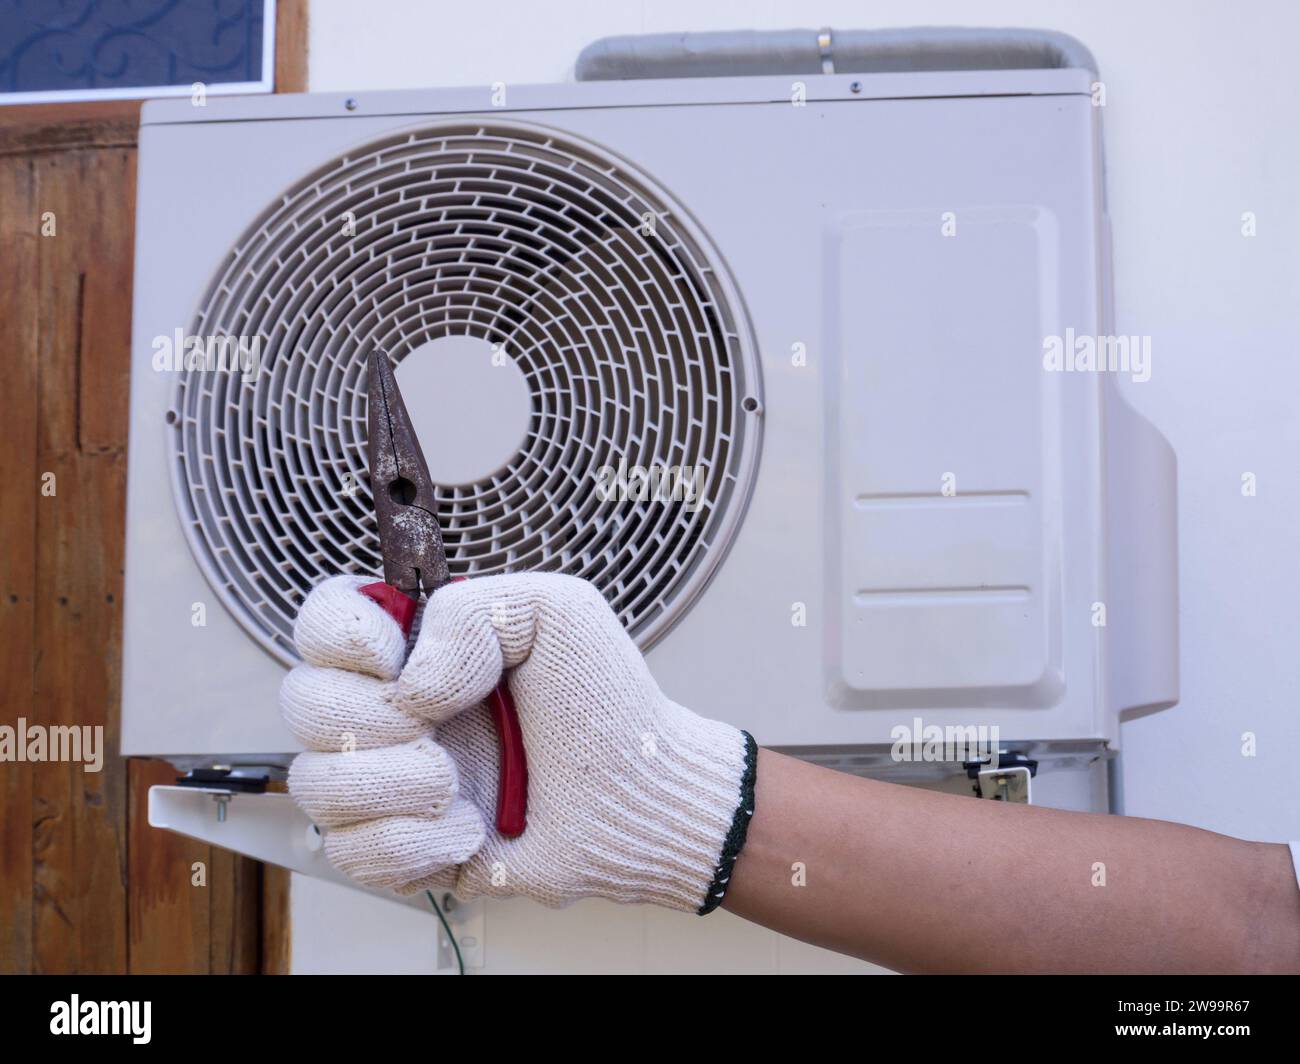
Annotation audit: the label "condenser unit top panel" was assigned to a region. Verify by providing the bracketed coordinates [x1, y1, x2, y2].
[137, 68, 1093, 127]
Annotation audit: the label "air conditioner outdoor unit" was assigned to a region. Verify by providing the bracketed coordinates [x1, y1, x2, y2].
[124, 31, 1177, 874]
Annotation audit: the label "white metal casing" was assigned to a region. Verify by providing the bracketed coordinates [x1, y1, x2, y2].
[123, 69, 1177, 771]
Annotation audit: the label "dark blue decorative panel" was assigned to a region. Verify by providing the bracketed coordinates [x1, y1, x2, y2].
[0, 0, 271, 98]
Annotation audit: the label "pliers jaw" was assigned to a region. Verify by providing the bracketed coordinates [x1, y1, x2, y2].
[366, 350, 450, 598]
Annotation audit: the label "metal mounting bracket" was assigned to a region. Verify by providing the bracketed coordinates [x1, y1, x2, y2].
[973, 764, 1033, 803]
[965, 751, 1038, 803]
[148, 784, 486, 970]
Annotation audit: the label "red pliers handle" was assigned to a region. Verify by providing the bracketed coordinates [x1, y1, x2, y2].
[357, 580, 528, 838]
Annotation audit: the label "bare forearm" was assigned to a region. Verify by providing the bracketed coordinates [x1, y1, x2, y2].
[723, 749, 1300, 973]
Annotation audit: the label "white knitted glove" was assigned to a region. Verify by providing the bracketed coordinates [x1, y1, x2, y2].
[281, 573, 757, 913]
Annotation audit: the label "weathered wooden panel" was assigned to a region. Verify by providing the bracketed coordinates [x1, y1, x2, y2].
[0, 154, 39, 973]
[0, 80, 299, 974]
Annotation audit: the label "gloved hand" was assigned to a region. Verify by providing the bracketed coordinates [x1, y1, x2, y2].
[280, 572, 757, 913]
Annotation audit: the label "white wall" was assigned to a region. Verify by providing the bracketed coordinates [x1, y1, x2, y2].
[297, 0, 1300, 973]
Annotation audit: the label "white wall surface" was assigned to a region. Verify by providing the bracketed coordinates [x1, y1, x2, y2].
[296, 0, 1300, 973]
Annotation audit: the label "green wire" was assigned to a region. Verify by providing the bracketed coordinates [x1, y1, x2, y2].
[426, 890, 465, 976]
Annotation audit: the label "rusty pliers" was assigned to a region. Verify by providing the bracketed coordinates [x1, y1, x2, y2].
[358, 350, 529, 838]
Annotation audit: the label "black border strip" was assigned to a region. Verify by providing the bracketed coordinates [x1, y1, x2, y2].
[698, 730, 758, 915]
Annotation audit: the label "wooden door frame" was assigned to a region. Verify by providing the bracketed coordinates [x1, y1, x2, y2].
[0, 0, 306, 976]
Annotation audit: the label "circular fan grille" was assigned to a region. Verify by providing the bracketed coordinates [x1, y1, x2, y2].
[170, 121, 761, 664]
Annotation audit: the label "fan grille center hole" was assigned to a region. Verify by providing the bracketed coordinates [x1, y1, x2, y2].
[393, 336, 533, 486]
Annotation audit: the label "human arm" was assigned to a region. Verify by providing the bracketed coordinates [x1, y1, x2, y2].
[724, 748, 1300, 973]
